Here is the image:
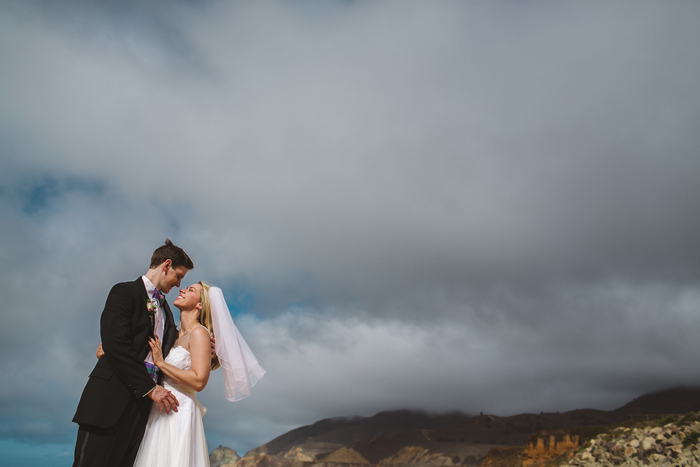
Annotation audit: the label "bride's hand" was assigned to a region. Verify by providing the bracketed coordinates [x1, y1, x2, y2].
[96, 343, 104, 360]
[149, 336, 164, 367]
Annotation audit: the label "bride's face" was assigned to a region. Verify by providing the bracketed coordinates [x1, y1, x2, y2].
[174, 283, 202, 311]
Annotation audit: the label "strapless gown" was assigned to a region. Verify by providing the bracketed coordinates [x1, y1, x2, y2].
[133, 346, 210, 467]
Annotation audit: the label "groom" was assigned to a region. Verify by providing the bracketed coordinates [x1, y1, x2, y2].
[72, 239, 193, 467]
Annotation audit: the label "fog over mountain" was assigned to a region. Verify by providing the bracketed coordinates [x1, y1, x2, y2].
[1, 1, 699, 466]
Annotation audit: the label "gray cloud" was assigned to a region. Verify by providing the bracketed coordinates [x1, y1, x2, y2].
[1, 0, 700, 461]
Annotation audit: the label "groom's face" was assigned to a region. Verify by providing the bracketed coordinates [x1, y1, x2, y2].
[161, 264, 189, 293]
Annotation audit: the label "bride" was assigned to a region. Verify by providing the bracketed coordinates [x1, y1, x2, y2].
[133, 281, 265, 467]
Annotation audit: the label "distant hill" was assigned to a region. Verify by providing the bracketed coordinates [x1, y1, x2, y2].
[214, 387, 700, 467]
[261, 410, 472, 456]
[614, 386, 700, 415]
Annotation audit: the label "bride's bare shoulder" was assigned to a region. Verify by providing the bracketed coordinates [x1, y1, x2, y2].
[191, 326, 210, 340]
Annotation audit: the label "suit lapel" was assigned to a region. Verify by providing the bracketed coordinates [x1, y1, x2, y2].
[136, 277, 149, 323]
[135, 277, 152, 337]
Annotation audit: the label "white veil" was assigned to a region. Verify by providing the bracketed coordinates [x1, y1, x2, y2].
[208, 287, 266, 401]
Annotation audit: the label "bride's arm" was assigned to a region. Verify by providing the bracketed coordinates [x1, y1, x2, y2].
[149, 328, 211, 392]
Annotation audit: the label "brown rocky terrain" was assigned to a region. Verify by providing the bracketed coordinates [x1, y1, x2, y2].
[212, 387, 700, 467]
[567, 417, 700, 467]
[480, 412, 700, 467]
[321, 447, 370, 464]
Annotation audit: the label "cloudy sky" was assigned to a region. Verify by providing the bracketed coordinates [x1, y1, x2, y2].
[2, 0, 700, 465]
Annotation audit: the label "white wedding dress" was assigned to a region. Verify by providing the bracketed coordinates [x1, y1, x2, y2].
[134, 343, 210, 467]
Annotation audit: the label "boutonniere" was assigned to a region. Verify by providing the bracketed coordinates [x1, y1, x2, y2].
[147, 298, 158, 329]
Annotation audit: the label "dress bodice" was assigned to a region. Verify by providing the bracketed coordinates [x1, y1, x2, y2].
[164, 325, 205, 375]
[165, 346, 191, 373]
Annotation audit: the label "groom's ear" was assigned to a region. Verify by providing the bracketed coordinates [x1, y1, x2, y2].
[162, 259, 172, 271]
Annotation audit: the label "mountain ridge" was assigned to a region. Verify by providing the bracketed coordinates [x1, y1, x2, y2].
[211, 386, 700, 467]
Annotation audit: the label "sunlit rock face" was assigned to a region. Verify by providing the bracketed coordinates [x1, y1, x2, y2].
[321, 447, 370, 464]
[283, 446, 316, 462]
[522, 432, 581, 467]
[378, 445, 454, 466]
[210, 446, 241, 467]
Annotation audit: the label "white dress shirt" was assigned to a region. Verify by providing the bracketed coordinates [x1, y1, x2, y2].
[142, 275, 165, 364]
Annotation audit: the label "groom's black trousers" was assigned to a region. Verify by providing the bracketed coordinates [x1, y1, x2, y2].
[73, 396, 151, 467]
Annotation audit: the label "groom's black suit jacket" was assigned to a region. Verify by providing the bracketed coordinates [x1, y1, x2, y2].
[73, 277, 178, 429]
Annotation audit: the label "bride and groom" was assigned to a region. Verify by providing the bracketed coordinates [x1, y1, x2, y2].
[72, 239, 265, 467]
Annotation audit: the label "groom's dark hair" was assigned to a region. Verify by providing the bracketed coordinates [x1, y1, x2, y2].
[150, 239, 194, 270]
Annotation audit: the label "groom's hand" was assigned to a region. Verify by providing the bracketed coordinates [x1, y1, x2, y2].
[148, 385, 179, 414]
[210, 335, 216, 359]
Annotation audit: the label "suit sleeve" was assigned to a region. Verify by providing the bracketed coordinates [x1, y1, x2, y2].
[101, 283, 156, 398]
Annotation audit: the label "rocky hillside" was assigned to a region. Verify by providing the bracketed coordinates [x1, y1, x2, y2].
[212, 387, 700, 467]
[484, 412, 700, 467]
[567, 416, 700, 467]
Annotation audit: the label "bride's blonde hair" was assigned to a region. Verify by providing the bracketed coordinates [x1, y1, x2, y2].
[197, 281, 220, 370]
